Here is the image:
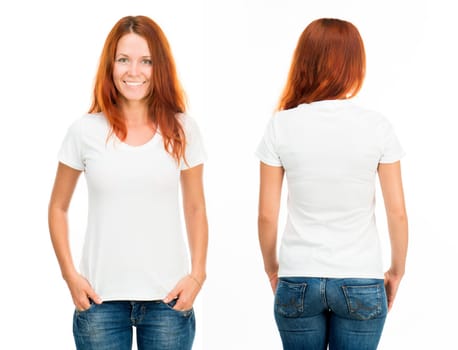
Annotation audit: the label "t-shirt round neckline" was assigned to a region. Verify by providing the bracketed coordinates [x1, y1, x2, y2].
[114, 130, 160, 149]
[91, 113, 160, 150]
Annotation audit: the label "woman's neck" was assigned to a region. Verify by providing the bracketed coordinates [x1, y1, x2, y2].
[121, 101, 150, 126]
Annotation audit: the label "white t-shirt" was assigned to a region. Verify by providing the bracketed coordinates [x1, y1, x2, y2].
[256, 99, 405, 279]
[58, 113, 207, 301]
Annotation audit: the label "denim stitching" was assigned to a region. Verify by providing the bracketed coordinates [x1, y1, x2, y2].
[275, 279, 307, 317]
[342, 284, 382, 320]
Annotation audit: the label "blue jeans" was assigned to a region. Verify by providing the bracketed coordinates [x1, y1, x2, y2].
[274, 277, 387, 350]
[73, 299, 195, 350]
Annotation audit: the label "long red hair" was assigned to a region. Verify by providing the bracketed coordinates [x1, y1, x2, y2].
[278, 18, 366, 110]
[89, 15, 186, 162]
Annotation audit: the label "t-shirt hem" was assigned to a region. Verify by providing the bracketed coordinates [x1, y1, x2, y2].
[278, 271, 385, 279]
[99, 294, 167, 302]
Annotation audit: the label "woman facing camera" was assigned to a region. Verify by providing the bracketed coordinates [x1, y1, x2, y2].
[48, 15, 208, 350]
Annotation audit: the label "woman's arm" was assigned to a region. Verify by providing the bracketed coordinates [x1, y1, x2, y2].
[378, 161, 408, 311]
[258, 162, 284, 293]
[48, 162, 101, 310]
[164, 164, 208, 311]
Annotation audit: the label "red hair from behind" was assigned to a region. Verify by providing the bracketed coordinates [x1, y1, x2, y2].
[89, 15, 187, 162]
[278, 18, 366, 110]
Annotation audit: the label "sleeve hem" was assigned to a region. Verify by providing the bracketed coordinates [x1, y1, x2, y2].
[58, 158, 84, 171]
[255, 152, 282, 167]
[379, 151, 406, 164]
[180, 156, 207, 170]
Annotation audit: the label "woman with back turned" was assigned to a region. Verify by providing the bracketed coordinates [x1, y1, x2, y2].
[48, 15, 208, 350]
[256, 18, 408, 350]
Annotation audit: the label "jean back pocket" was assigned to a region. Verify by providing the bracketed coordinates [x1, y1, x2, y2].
[274, 279, 307, 318]
[342, 283, 386, 320]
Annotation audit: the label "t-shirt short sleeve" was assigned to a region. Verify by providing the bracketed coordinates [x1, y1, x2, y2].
[255, 116, 283, 167]
[378, 117, 406, 164]
[58, 118, 85, 171]
[180, 115, 207, 170]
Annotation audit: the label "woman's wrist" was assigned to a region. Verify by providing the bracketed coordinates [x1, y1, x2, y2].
[265, 263, 279, 281]
[387, 266, 405, 279]
[188, 271, 206, 288]
[267, 271, 278, 281]
[62, 267, 79, 283]
[187, 274, 203, 288]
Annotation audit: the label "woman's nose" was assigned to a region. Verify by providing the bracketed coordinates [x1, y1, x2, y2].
[128, 62, 139, 75]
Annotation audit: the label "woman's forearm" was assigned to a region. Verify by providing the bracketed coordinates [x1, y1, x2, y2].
[48, 207, 78, 281]
[185, 208, 208, 283]
[258, 163, 284, 278]
[48, 163, 82, 281]
[387, 213, 408, 276]
[181, 164, 208, 285]
[258, 216, 279, 277]
[378, 161, 408, 277]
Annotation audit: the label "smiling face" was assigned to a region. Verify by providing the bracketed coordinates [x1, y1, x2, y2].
[113, 33, 153, 105]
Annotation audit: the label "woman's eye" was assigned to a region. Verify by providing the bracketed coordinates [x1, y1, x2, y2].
[142, 59, 153, 65]
[116, 57, 128, 63]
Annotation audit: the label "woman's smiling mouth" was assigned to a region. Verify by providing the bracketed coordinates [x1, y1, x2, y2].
[124, 80, 145, 86]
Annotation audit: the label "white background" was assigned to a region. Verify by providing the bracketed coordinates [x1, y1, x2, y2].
[1, 0, 457, 349]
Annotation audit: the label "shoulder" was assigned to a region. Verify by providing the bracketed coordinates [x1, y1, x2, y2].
[274, 105, 302, 120]
[72, 113, 109, 133]
[63, 113, 110, 144]
[177, 112, 196, 124]
[344, 101, 385, 120]
[79, 112, 109, 127]
[67, 112, 106, 128]
[344, 104, 401, 145]
[270, 104, 322, 127]
[339, 102, 394, 129]
[262, 108, 295, 128]
[176, 112, 202, 133]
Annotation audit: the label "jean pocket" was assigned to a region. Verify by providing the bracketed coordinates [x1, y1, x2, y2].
[274, 279, 307, 318]
[342, 283, 386, 320]
[162, 299, 194, 318]
[75, 299, 95, 315]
